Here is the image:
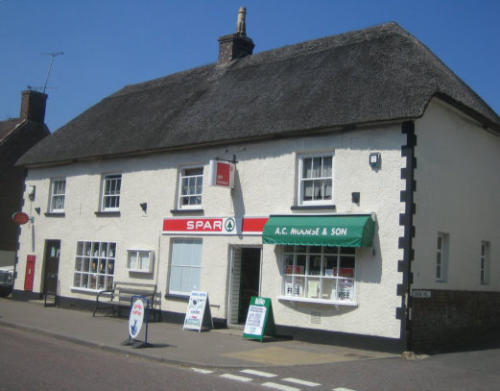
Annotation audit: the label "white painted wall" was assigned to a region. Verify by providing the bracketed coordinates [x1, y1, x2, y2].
[413, 99, 500, 291]
[14, 125, 407, 339]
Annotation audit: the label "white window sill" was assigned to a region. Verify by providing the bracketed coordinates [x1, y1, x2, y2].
[170, 208, 204, 215]
[45, 211, 66, 217]
[127, 268, 153, 274]
[297, 201, 335, 207]
[95, 211, 121, 217]
[278, 295, 358, 307]
[71, 287, 103, 294]
[165, 292, 190, 300]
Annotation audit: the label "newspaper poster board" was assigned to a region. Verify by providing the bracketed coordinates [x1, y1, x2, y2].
[183, 291, 213, 332]
[243, 296, 275, 342]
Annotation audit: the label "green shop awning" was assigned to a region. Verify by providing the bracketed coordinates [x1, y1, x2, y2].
[262, 214, 375, 247]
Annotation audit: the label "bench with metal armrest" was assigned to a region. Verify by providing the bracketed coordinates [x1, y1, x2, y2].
[93, 281, 160, 320]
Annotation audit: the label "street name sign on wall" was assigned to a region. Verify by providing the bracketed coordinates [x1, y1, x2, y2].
[411, 289, 432, 298]
[183, 291, 213, 332]
[243, 296, 276, 342]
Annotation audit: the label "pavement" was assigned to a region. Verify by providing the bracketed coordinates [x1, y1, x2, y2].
[0, 298, 398, 369]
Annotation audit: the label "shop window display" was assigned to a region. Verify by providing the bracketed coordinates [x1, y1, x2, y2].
[73, 241, 115, 291]
[282, 245, 355, 303]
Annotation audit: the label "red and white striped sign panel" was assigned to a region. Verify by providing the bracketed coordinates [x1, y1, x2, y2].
[163, 217, 268, 236]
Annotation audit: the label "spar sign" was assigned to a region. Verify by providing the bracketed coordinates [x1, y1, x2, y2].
[163, 216, 268, 236]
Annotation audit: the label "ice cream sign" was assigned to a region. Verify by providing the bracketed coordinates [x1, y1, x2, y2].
[128, 298, 145, 339]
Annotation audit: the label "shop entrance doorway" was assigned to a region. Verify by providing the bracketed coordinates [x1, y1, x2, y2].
[228, 246, 262, 325]
[42, 240, 60, 306]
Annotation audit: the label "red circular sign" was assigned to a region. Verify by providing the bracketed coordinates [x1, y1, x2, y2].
[12, 212, 30, 225]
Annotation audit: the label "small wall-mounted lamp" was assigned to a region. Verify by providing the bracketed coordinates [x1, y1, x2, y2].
[28, 185, 36, 201]
[140, 202, 148, 213]
[35, 207, 41, 215]
[369, 152, 381, 170]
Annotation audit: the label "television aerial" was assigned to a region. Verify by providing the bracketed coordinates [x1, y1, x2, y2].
[41, 51, 64, 94]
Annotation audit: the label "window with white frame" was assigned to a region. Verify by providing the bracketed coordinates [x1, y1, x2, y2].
[127, 249, 154, 273]
[49, 178, 66, 213]
[298, 154, 333, 206]
[178, 167, 203, 208]
[281, 245, 356, 303]
[169, 238, 202, 295]
[480, 241, 490, 285]
[73, 241, 115, 291]
[101, 174, 121, 211]
[436, 233, 449, 282]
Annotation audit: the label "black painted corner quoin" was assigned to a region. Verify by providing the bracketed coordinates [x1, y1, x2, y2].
[398, 120, 416, 351]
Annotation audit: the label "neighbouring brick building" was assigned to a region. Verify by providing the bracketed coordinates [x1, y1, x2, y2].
[0, 90, 50, 294]
[12, 14, 500, 352]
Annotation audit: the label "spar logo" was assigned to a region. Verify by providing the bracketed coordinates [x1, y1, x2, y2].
[224, 217, 236, 233]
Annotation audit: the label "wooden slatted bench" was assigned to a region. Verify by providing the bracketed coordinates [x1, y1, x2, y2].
[93, 281, 160, 320]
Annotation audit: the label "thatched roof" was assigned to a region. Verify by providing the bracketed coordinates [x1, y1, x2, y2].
[17, 22, 500, 167]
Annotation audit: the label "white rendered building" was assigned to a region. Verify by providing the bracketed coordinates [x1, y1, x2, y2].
[13, 20, 500, 352]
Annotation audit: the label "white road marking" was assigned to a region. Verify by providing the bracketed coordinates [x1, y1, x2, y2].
[283, 377, 321, 387]
[333, 388, 357, 391]
[240, 369, 278, 378]
[262, 381, 301, 391]
[191, 368, 214, 374]
[220, 373, 253, 383]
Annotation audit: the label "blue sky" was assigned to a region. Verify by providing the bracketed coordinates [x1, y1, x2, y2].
[1, 1, 499, 132]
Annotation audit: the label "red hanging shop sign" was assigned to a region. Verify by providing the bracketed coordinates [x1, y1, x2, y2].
[12, 212, 30, 225]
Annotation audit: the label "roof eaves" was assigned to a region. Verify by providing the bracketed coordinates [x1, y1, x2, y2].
[18, 117, 415, 168]
[432, 93, 500, 135]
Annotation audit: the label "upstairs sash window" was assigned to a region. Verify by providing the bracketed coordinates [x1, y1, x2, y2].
[178, 167, 203, 209]
[298, 154, 333, 206]
[49, 178, 66, 213]
[101, 174, 121, 211]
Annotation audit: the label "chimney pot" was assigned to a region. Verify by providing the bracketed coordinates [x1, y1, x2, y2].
[20, 90, 48, 123]
[218, 6, 255, 64]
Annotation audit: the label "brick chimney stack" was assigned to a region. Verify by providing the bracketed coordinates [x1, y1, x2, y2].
[20, 90, 48, 123]
[218, 6, 255, 64]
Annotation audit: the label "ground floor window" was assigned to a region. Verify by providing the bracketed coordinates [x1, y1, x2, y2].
[436, 232, 449, 282]
[127, 249, 154, 273]
[480, 241, 490, 285]
[282, 245, 355, 303]
[169, 238, 202, 295]
[73, 241, 115, 291]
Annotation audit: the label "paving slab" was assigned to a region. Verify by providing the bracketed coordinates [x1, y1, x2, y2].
[0, 298, 397, 368]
